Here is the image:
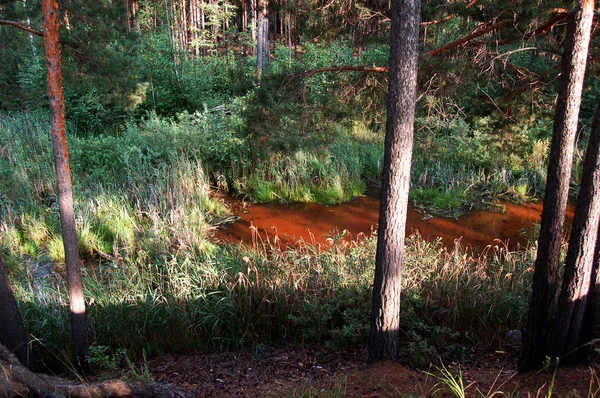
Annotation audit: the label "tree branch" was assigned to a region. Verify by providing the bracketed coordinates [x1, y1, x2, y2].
[524, 12, 572, 40]
[0, 19, 77, 47]
[0, 19, 43, 37]
[428, 19, 512, 56]
[420, 0, 478, 26]
[299, 66, 389, 78]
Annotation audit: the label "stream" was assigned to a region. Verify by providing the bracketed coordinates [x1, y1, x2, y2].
[213, 196, 575, 252]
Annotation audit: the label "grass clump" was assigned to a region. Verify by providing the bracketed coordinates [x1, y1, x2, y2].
[241, 144, 368, 204]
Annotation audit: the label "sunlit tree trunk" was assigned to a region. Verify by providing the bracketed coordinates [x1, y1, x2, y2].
[368, 0, 421, 363]
[0, 257, 34, 369]
[125, 0, 138, 32]
[188, 0, 198, 56]
[551, 100, 600, 364]
[519, 0, 594, 373]
[180, 0, 188, 52]
[256, 0, 267, 81]
[42, 0, 90, 373]
[201, 0, 206, 56]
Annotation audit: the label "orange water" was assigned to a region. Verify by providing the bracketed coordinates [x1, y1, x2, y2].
[213, 196, 575, 252]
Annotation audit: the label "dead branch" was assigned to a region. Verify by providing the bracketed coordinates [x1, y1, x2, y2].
[0, 19, 43, 37]
[420, 0, 478, 26]
[0, 344, 64, 397]
[39, 376, 195, 398]
[508, 63, 561, 100]
[428, 19, 513, 57]
[421, 13, 457, 26]
[92, 246, 116, 263]
[523, 12, 571, 40]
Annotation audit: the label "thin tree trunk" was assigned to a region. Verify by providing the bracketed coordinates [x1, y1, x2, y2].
[251, 0, 257, 54]
[552, 99, 600, 364]
[256, 0, 265, 81]
[181, 0, 188, 52]
[201, 0, 206, 56]
[42, 0, 90, 374]
[368, 0, 421, 363]
[0, 257, 33, 369]
[519, 0, 594, 373]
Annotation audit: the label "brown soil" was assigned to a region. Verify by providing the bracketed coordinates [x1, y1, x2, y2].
[144, 346, 599, 397]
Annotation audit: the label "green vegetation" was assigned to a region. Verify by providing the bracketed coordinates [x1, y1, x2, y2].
[1, 109, 535, 369]
[1, 0, 599, 387]
[0, 37, 585, 372]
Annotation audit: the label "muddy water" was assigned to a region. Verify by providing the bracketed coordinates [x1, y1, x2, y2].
[213, 196, 575, 252]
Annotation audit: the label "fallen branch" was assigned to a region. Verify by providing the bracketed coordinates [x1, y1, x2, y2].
[92, 246, 116, 263]
[428, 19, 512, 56]
[0, 343, 193, 398]
[40, 376, 194, 398]
[0, 344, 64, 397]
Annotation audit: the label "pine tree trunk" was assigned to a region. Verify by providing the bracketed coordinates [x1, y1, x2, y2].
[42, 0, 90, 374]
[0, 257, 33, 370]
[576, 223, 600, 362]
[256, 0, 266, 81]
[519, 0, 594, 373]
[368, 0, 420, 363]
[552, 99, 600, 364]
[201, 1, 206, 56]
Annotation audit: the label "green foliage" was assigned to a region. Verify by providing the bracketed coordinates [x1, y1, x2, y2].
[88, 345, 127, 371]
[0, 0, 591, 377]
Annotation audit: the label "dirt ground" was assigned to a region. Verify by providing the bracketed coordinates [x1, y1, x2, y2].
[142, 345, 600, 397]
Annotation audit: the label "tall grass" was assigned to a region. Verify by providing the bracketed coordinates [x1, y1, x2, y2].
[240, 143, 370, 204]
[0, 111, 225, 270]
[12, 230, 534, 370]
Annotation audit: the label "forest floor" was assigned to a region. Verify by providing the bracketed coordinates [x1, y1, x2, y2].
[129, 345, 600, 397]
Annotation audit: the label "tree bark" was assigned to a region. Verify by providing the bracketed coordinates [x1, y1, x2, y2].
[519, 0, 594, 373]
[551, 99, 600, 364]
[0, 257, 33, 369]
[368, 0, 421, 363]
[42, 0, 90, 374]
